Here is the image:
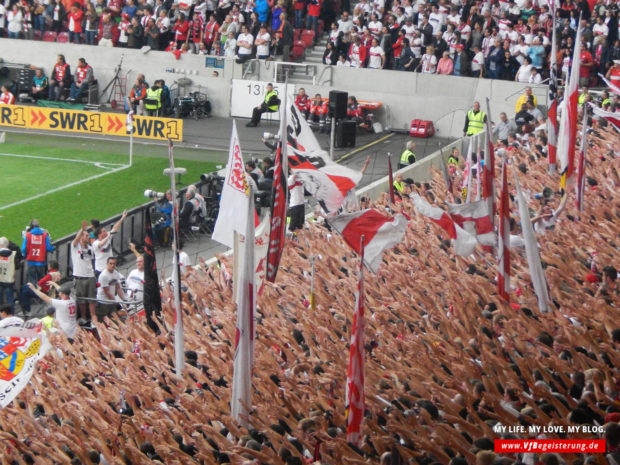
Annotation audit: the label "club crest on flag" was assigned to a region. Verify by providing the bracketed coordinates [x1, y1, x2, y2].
[229, 139, 250, 195]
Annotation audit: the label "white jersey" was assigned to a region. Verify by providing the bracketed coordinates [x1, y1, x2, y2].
[97, 269, 124, 301]
[421, 53, 437, 73]
[126, 269, 144, 301]
[368, 45, 384, 69]
[51, 298, 78, 338]
[71, 242, 95, 278]
[92, 237, 113, 272]
[256, 31, 270, 56]
[179, 251, 191, 275]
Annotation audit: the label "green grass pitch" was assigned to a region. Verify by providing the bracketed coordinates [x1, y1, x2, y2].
[0, 131, 227, 244]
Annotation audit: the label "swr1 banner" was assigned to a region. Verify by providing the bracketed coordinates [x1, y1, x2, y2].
[0, 105, 183, 141]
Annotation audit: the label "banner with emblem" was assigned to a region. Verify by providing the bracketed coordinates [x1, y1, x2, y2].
[0, 322, 50, 408]
[213, 121, 252, 248]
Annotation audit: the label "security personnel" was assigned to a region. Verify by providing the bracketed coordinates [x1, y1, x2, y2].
[393, 173, 405, 194]
[463, 101, 487, 136]
[0, 237, 19, 306]
[144, 84, 163, 116]
[246, 83, 280, 127]
[398, 141, 416, 169]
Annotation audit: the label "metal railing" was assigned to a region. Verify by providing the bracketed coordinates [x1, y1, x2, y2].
[273, 62, 316, 83]
[313, 65, 333, 86]
[242, 59, 261, 80]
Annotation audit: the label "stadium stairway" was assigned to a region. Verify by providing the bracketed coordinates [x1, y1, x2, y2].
[286, 31, 330, 84]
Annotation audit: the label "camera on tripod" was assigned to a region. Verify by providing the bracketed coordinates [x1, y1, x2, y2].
[144, 189, 166, 199]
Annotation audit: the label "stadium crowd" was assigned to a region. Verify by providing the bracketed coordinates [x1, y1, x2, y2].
[0, 82, 618, 464]
[0, 0, 619, 83]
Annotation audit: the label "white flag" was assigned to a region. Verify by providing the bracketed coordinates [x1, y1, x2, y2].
[230, 188, 256, 426]
[213, 121, 252, 248]
[514, 173, 550, 313]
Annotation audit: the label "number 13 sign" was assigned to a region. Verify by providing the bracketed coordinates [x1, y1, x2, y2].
[230, 80, 296, 121]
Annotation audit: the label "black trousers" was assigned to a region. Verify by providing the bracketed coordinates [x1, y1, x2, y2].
[288, 204, 305, 231]
[250, 103, 275, 125]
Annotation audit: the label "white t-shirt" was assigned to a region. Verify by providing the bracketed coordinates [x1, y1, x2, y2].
[288, 173, 305, 207]
[51, 298, 78, 338]
[71, 242, 95, 278]
[237, 32, 254, 55]
[421, 53, 437, 73]
[224, 37, 237, 57]
[256, 31, 270, 56]
[471, 51, 484, 71]
[367, 20, 382, 36]
[428, 12, 443, 34]
[97, 269, 124, 301]
[516, 64, 533, 83]
[337, 18, 353, 33]
[368, 45, 384, 69]
[126, 269, 144, 301]
[0, 316, 24, 328]
[92, 236, 113, 272]
[179, 251, 191, 275]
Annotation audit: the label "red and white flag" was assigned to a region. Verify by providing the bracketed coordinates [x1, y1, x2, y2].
[547, 8, 559, 172]
[497, 159, 511, 301]
[213, 121, 253, 248]
[514, 173, 550, 313]
[235, 213, 270, 297]
[345, 238, 365, 446]
[447, 199, 495, 247]
[575, 110, 588, 212]
[266, 94, 289, 283]
[484, 98, 495, 221]
[557, 22, 582, 191]
[599, 73, 620, 96]
[412, 194, 477, 256]
[329, 209, 407, 273]
[230, 185, 256, 426]
[286, 102, 363, 213]
[590, 104, 620, 132]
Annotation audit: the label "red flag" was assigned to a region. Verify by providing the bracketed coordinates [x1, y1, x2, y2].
[497, 159, 510, 301]
[329, 209, 407, 273]
[266, 94, 289, 283]
[447, 199, 495, 247]
[345, 237, 365, 446]
[412, 194, 477, 256]
[558, 21, 582, 191]
[547, 4, 559, 172]
[388, 153, 395, 204]
[575, 110, 588, 212]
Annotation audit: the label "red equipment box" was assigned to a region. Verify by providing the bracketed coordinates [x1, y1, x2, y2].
[409, 119, 435, 138]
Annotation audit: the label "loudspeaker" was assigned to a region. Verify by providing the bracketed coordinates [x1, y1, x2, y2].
[335, 120, 356, 148]
[329, 90, 348, 119]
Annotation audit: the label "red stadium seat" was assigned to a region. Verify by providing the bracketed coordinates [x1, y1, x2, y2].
[43, 31, 57, 42]
[291, 42, 306, 61]
[33, 30, 43, 40]
[294, 28, 302, 41]
[57, 32, 69, 43]
[300, 30, 315, 47]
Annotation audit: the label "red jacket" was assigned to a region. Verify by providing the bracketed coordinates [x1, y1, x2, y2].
[68, 8, 84, 33]
[204, 20, 219, 43]
[0, 91, 15, 105]
[295, 94, 310, 112]
[173, 19, 190, 41]
[97, 19, 120, 44]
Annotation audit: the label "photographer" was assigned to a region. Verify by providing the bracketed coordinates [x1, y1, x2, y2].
[152, 190, 172, 246]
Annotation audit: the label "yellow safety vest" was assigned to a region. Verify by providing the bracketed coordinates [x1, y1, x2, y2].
[393, 180, 404, 193]
[466, 110, 486, 135]
[265, 90, 279, 112]
[602, 98, 610, 107]
[41, 315, 55, 330]
[400, 149, 416, 166]
[447, 155, 459, 166]
[145, 87, 162, 110]
[578, 93, 587, 106]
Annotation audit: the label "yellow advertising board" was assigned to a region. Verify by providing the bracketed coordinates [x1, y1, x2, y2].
[0, 105, 183, 141]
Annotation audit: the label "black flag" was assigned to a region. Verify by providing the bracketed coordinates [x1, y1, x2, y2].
[143, 209, 162, 333]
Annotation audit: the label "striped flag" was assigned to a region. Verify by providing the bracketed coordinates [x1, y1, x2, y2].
[575, 109, 588, 211]
[483, 99, 495, 221]
[412, 194, 477, 256]
[345, 237, 365, 446]
[514, 173, 551, 313]
[557, 20, 582, 191]
[447, 199, 495, 247]
[547, 6, 559, 173]
[599, 73, 620, 96]
[230, 184, 256, 426]
[266, 93, 289, 283]
[329, 209, 407, 273]
[497, 159, 510, 301]
[590, 104, 620, 132]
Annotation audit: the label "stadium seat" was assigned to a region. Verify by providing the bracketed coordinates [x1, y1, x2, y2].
[300, 30, 315, 47]
[294, 28, 301, 41]
[57, 32, 69, 43]
[33, 30, 42, 40]
[43, 31, 57, 42]
[291, 42, 306, 61]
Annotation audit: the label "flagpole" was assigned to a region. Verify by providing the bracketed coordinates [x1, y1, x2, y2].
[167, 140, 184, 376]
[309, 255, 316, 311]
[575, 108, 588, 212]
[547, 1, 558, 173]
[387, 152, 395, 204]
[126, 111, 134, 167]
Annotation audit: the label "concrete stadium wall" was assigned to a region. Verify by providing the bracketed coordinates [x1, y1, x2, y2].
[1, 39, 547, 138]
